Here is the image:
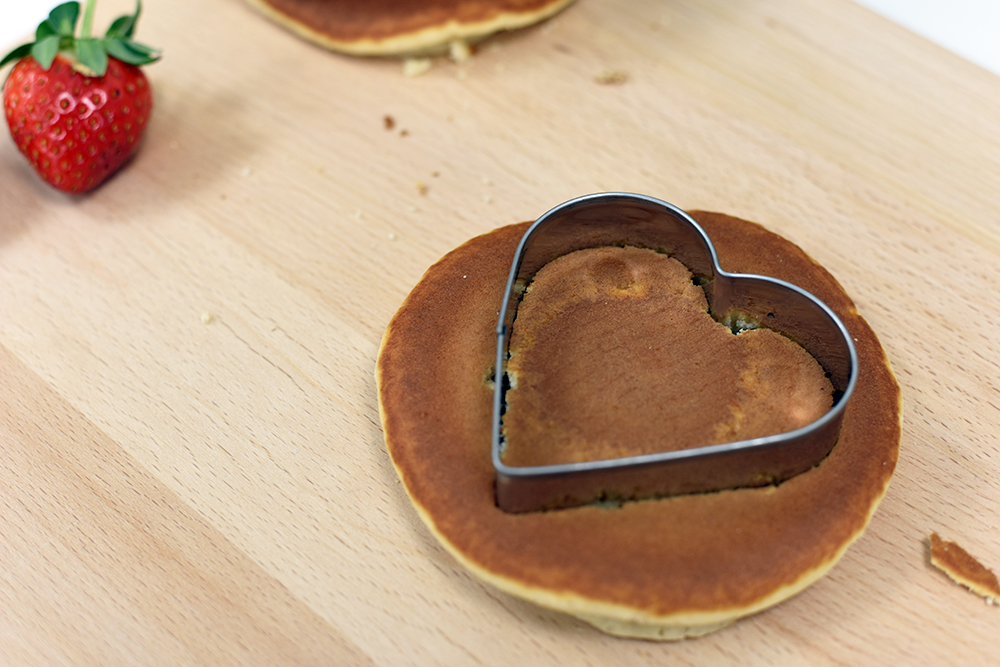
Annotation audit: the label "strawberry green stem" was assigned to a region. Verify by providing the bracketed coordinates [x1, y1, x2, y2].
[80, 0, 97, 39]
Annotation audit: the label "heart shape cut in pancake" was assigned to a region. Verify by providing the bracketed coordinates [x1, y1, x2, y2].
[242, 0, 578, 56]
[503, 246, 835, 464]
[492, 194, 858, 512]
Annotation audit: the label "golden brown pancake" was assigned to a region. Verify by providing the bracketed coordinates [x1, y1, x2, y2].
[242, 0, 579, 56]
[503, 245, 834, 467]
[376, 211, 901, 639]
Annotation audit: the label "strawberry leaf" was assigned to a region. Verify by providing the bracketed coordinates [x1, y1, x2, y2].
[48, 2, 81, 37]
[120, 39, 157, 57]
[0, 44, 32, 69]
[75, 37, 109, 76]
[124, 39, 160, 60]
[106, 38, 159, 66]
[36, 21, 58, 41]
[106, 0, 143, 39]
[31, 35, 62, 69]
[105, 16, 134, 40]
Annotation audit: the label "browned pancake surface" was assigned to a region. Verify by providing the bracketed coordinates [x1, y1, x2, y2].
[503, 246, 833, 466]
[377, 211, 901, 621]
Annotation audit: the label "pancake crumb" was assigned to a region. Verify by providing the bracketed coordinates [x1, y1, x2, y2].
[403, 58, 433, 77]
[929, 532, 1000, 604]
[595, 68, 629, 84]
[449, 40, 474, 63]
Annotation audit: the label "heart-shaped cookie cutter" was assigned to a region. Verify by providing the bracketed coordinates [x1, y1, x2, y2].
[492, 193, 858, 512]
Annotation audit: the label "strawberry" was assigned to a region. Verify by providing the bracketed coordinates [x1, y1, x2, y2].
[1, 0, 160, 193]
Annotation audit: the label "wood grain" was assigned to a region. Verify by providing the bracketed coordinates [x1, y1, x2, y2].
[2, 0, 998, 664]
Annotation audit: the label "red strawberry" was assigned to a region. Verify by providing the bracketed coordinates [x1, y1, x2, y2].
[1, 0, 160, 193]
[4, 55, 153, 193]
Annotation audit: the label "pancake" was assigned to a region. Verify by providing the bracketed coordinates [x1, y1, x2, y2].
[503, 245, 834, 467]
[242, 0, 579, 56]
[376, 211, 901, 639]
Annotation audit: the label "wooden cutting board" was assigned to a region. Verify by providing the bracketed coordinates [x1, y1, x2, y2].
[2, 0, 998, 664]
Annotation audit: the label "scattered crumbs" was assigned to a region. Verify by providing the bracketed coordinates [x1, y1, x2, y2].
[462, 274, 467, 279]
[388, 232, 397, 241]
[481, 176, 493, 186]
[403, 57, 433, 77]
[220, 193, 227, 201]
[494, 62, 506, 73]
[316, 165, 325, 174]
[384, 114, 395, 130]
[456, 69, 469, 81]
[242, 166, 253, 176]
[408, 205, 418, 212]
[483, 194, 494, 204]
[416, 181, 428, 195]
[449, 39, 474, 63]
[929, 532, 1000, 605]
[432, 171, 440, 178]
[595, 68, 629, 85]
[200, 312, 215, 325]
[354, 209, 364, 219]
[399, 129, 409, 137]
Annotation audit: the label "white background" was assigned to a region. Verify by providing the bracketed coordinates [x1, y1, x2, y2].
[1, 1, 999, 76]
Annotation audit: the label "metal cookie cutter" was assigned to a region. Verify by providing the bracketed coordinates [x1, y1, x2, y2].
[492, 193, 858, 513]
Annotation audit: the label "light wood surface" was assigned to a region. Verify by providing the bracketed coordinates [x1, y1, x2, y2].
[2, 0, 998, 664]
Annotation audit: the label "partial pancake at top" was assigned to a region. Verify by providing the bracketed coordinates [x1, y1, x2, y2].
[242, 0, 579, 55]
[503, 245, 833, 467]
